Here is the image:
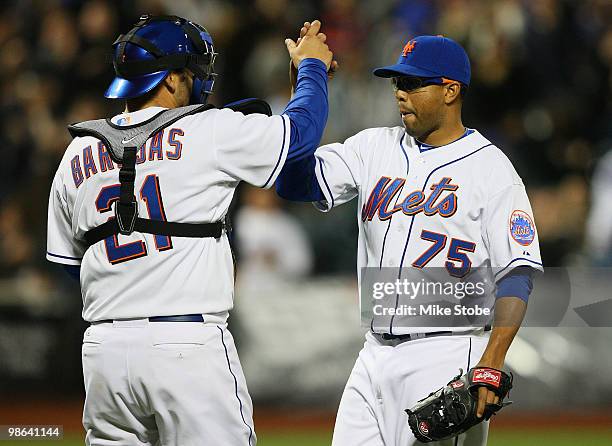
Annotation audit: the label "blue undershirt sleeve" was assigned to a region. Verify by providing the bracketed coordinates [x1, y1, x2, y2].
[275, 155, 323, 201]
[63, 265, 80, 281]
[495, 266, 534, 303]
[276, 58, 327, 202]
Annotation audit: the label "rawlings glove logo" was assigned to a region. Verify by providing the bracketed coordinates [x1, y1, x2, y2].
[450, 380, 464, 389]
[418, 421, 430, 435]
[472, 368, 501, 387]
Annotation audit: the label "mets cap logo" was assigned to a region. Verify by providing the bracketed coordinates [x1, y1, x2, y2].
[402, 39, 416, 56]
[510, 210, 535, 246]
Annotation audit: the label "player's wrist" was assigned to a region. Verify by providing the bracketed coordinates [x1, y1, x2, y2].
[475, 355, 505, 370]
[297, 57, 328, 72]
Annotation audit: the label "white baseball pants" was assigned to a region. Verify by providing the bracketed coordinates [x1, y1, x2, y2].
[332, 332, 489, 446]
[81, 319, 255, 446]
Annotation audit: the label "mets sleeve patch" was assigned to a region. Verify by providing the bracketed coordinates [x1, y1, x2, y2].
[509, 210, 535, 246]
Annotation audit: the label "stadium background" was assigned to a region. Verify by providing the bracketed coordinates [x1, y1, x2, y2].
[0, 0, 611, 444]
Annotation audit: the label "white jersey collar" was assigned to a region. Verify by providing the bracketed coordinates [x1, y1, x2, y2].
[111, 106, 168, 126]
[406, 129, 492, 156]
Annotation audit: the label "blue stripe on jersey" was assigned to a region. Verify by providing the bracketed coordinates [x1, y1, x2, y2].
[262, 116, 287, 188]
[318, 158, 334, 209]
[399, 133, 411, 167]
[466, 338, 472, 370]
[389, 143, 494, 335]
[416, 128, 475, 152]
[47, 251, 82, 261]
[495, 257, 543, 279]
[218, 326, 254, 446]
[379, 134, 410, 269]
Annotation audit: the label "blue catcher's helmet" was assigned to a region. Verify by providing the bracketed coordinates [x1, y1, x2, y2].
[105, 15, 217, 104]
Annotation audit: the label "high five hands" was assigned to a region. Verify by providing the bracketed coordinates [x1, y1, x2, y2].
[286, 20, 339, 91]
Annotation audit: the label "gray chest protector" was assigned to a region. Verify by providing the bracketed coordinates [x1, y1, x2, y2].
[68, 99, 271, 247]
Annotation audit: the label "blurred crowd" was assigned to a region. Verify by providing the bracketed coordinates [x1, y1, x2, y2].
[0, 0, 611, 313]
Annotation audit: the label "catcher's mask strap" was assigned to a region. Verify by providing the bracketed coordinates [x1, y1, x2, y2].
[113, 14, 214, 79]
[113, 33, 164, 58]
[114, 53, 212, 78]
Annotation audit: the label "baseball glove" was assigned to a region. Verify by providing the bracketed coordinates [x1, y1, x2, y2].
[405, 367, 513, 443]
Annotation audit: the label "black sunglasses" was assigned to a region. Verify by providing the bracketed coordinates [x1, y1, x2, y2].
[392, 76, 455, 92]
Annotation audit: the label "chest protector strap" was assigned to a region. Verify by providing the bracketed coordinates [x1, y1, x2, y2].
[68, 99, 272, 247]
[68, 104, 226, 247]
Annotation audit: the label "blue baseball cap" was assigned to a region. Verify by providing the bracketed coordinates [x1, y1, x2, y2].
[373, 35, 471, 86]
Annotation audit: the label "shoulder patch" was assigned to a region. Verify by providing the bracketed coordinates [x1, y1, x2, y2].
[510, 210, 535, 246]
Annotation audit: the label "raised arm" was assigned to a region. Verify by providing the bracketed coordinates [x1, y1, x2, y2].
[276, 21, 338, 202]
[213, 20, 332, 189]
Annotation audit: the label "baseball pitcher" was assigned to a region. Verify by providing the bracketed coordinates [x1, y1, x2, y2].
[277, 29, 542, 445]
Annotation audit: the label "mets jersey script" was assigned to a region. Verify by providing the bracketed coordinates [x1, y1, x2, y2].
[47, 106, 289, 322]
[313, 127, 543, 334]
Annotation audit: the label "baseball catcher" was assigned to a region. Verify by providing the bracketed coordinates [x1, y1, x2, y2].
[47, 14, 334, 445]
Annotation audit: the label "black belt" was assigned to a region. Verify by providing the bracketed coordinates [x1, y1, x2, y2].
[378, 331, 453, 341]
[95, 314, 205, 324]
[376, 325, 491, 342]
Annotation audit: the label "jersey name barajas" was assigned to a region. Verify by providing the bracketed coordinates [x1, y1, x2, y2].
[47, 106, 289, 322]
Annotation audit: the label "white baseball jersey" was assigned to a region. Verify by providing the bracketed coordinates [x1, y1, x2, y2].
[47, 106, 289, 322]
[313, 127, 543, 334]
